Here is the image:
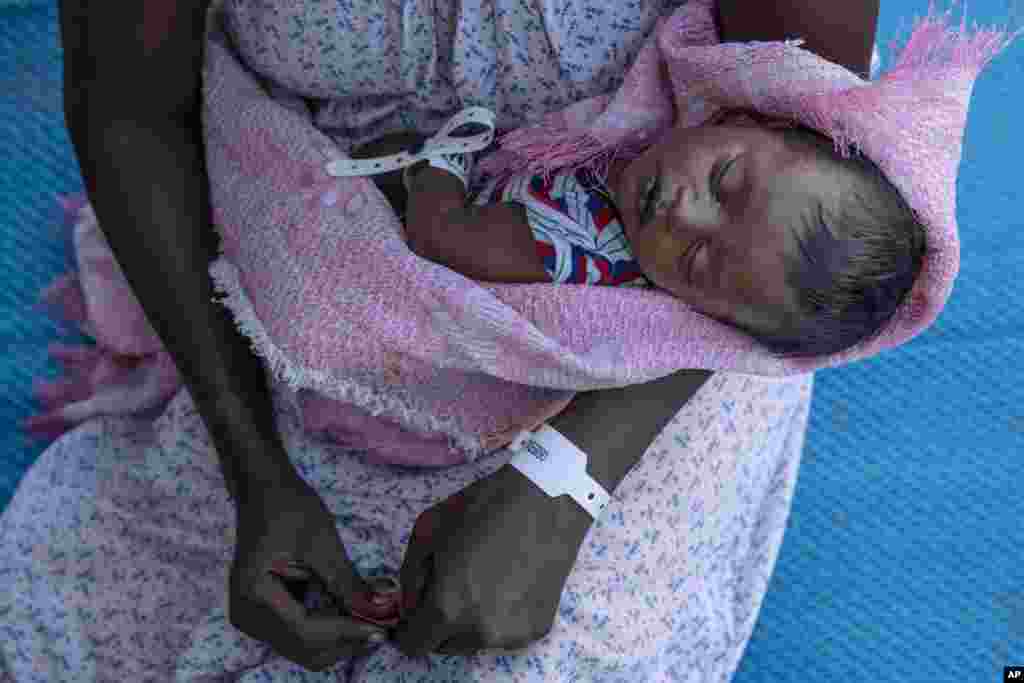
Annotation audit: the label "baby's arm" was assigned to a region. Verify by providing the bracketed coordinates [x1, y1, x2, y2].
[405, 165, 550, 284]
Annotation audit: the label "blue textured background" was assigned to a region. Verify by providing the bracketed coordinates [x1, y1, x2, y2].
[2, 1, 1022, 681]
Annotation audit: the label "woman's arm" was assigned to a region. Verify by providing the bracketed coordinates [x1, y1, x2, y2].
[393, 367, 714, 656]
[715, 0, 880, 78]
[61, 0, 301, 499]
[60, 0, 212, 122]
[505, 367, 714, 534]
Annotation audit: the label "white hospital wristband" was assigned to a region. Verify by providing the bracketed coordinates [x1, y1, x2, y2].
[507, 424, 612, 520]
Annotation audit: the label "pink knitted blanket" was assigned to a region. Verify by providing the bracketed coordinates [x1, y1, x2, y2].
[27, 1, 1020, 467]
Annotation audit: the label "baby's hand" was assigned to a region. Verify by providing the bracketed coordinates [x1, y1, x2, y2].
[405, 161, 463, 191]
[350, 132, 432, 218]
[350, 132, 431, 160]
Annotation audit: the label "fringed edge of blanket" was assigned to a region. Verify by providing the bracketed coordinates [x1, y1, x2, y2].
[477, 119, 645, 189]
[207, 256, 492, 462]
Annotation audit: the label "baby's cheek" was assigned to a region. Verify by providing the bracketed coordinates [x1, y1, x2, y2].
[641, 250, 689, 300]
[736, 267, 792, 332]
[650, 236, 688, 288]
[733, 267, 758, 304]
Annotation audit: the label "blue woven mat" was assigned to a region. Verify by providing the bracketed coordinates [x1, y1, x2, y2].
[2, 2, 1022, 681]
[1, 3, 89, 505]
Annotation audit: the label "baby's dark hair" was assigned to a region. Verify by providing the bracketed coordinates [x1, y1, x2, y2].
[731, 119, 928, 360]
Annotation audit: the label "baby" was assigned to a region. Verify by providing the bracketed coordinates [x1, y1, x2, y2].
[377, 108, 927, 360]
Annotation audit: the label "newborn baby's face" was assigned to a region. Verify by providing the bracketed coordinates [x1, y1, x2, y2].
[609, 112, 838, 332]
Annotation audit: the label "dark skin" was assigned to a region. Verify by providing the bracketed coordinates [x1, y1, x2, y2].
[61, 0, 878, 667]
[348, 132, 427, 219]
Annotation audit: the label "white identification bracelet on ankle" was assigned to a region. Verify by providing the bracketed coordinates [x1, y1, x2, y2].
[507, 424, 612, 520]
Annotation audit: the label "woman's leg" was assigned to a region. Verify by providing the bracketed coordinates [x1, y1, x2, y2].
[0, 391, 239, 680]
[0, 343, 814, 682]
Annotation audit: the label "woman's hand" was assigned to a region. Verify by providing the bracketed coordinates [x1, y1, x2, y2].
[230, 467, 399, 671]
[393, 465, 591, 656]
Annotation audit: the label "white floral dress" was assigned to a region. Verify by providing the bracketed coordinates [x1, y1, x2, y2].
[0, 0, 815, 680]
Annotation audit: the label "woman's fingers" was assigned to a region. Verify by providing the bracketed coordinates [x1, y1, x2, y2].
[435, 633, 485, 656]
[393, 590, 454, 658]
[268, 558, 311, 579]
[398, 492, 469, 616]
[256, 571, 385, 643]
[295, 609, 389, 649]
[255, 570, 312, 629]
[399, 509, 442, 615]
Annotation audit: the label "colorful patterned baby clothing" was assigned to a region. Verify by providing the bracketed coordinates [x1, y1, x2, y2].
[470, 166, 655, 288]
